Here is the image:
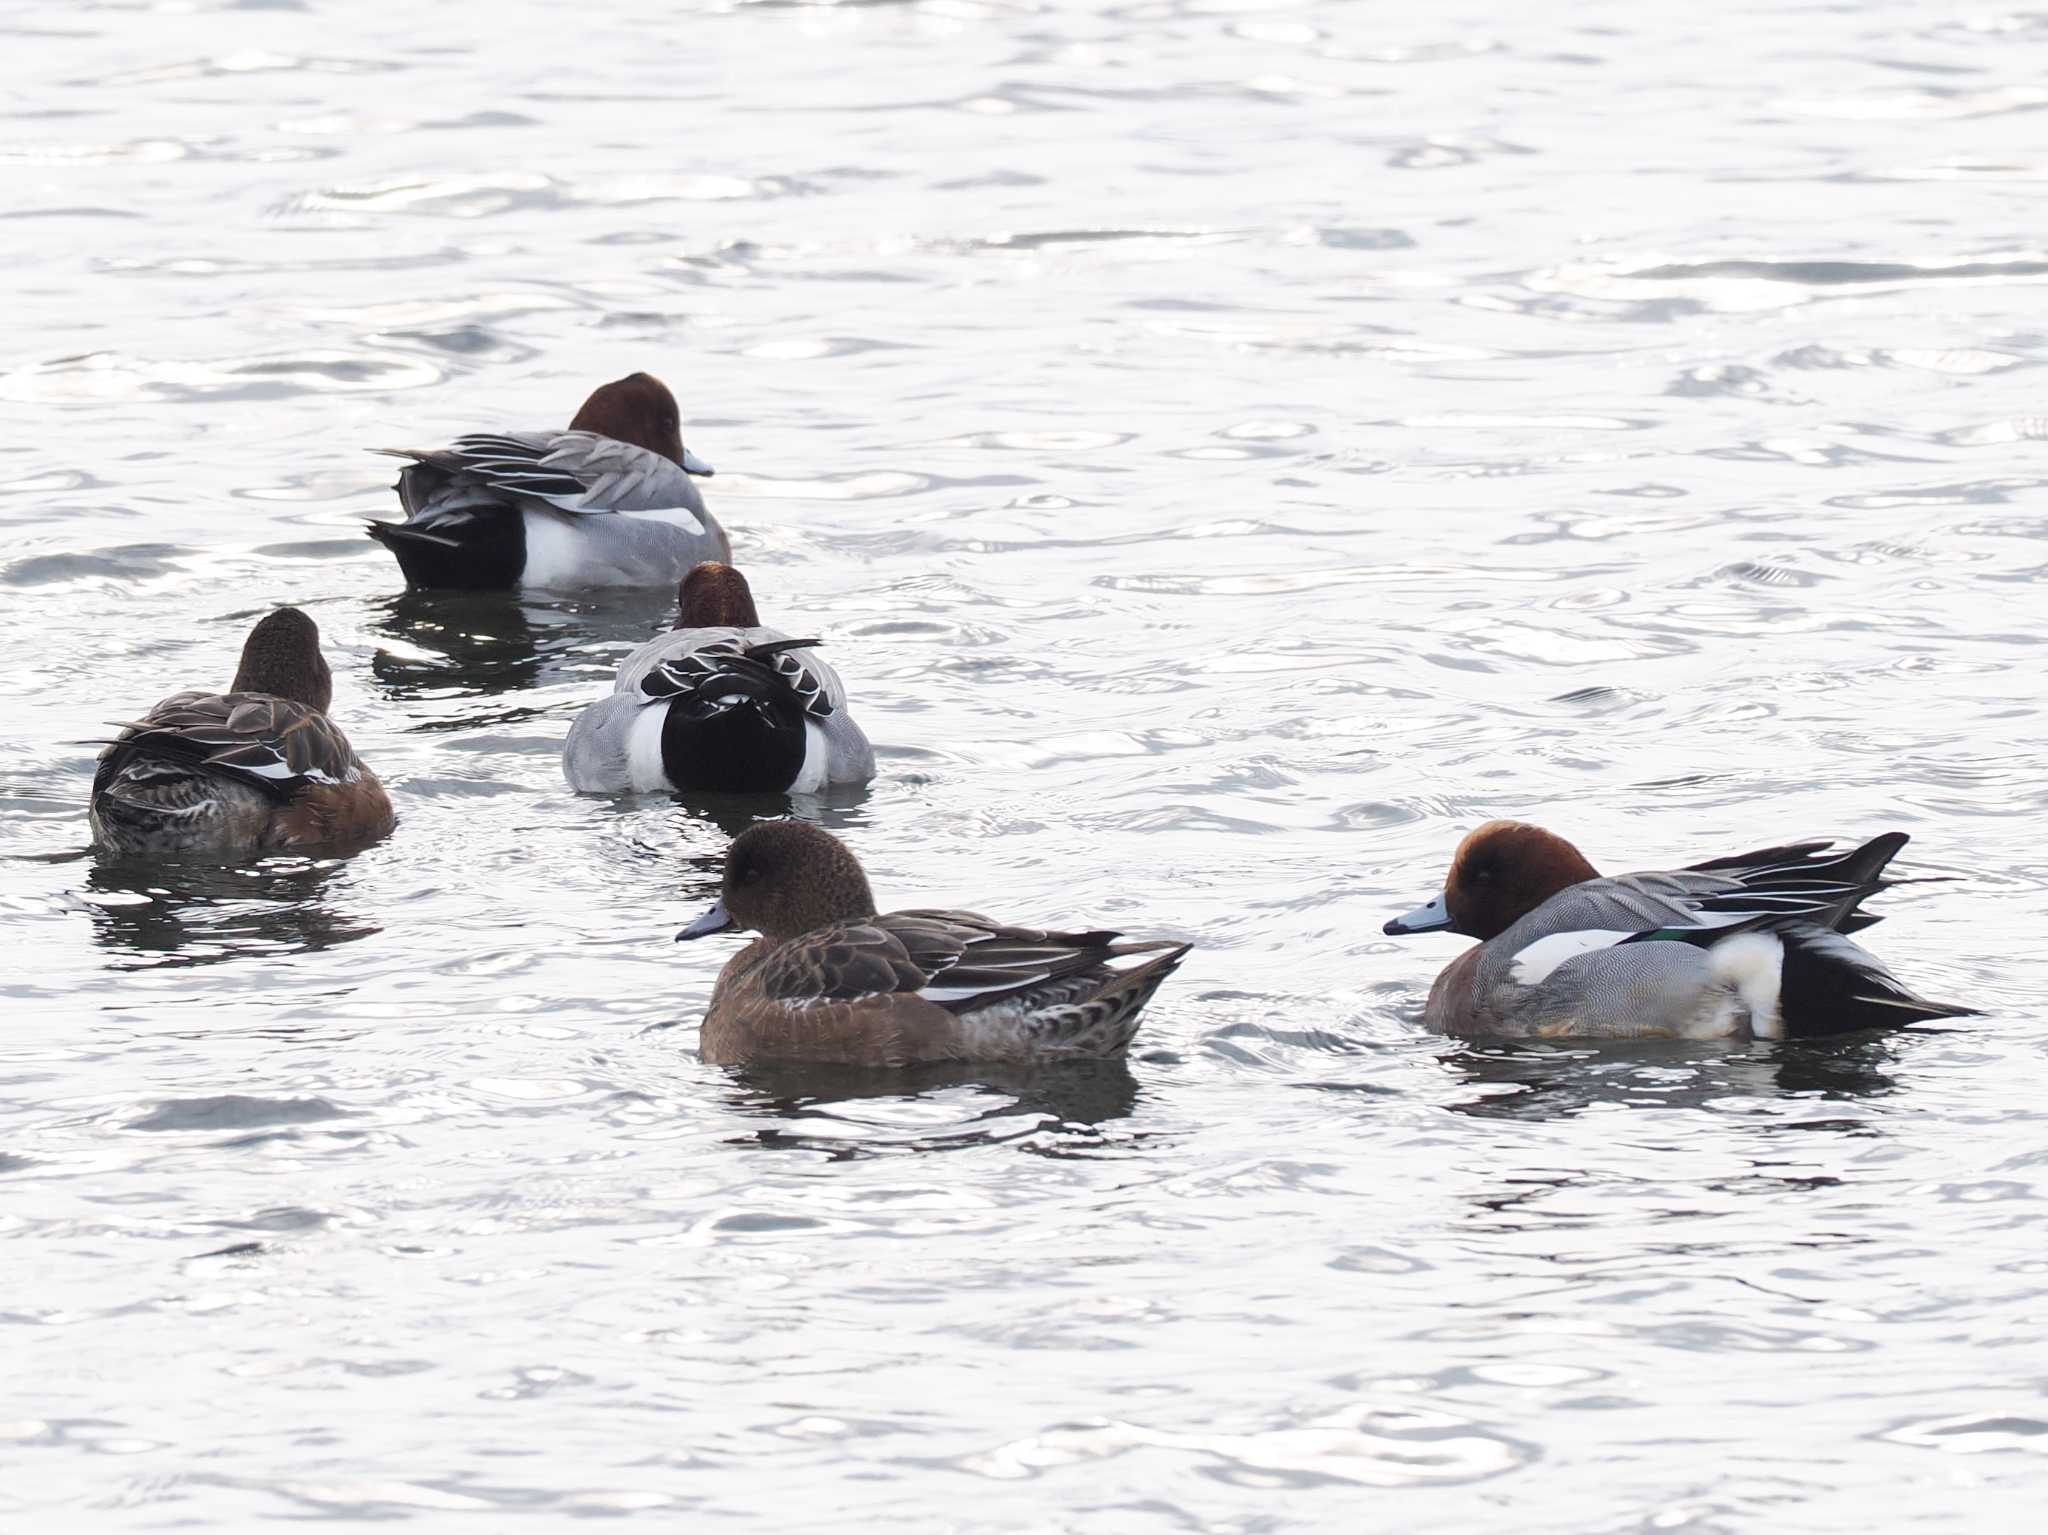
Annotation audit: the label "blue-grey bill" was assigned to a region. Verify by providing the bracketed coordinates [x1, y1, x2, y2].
[675, 900, 734, 941]
[1384, 892, 1453, 936]
[681, 447, 715, 477]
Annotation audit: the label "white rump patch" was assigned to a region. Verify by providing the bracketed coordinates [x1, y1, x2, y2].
[787, 721, 829, 795]
[627, 703, 671, 793]
[1707, 931, 1786, 1039]
[520, 508, 585, 588]
[1508, 930, 1634, 986]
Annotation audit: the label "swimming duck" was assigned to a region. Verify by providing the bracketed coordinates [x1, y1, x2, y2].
[676, 821, 1191, 1067]
[562, 563, 873, 795]
[1383, 821, 1973, 1039]
[368, 372, 727, 590]
[91, 608, 393, 857]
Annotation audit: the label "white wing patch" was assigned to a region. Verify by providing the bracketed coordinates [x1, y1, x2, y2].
[1509, 930, 1635, 986]
[620, 504, 707, 537]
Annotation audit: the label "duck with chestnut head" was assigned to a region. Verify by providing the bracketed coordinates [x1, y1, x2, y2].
[1384, 820, 1974, 1039]
[368, 371, 727, 590]
[562, 562, 874, 795]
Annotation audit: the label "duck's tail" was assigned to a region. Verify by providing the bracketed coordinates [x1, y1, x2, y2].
[644, 640, 825, 793]
[1707, 920, 1977, 1040]
[1047, 941, 1193, 1057]
[365, 465, 523, 590]
[88, 751, 272, 856]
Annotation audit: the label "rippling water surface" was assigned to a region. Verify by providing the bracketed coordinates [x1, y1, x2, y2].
[5, 0, 2047, 1526]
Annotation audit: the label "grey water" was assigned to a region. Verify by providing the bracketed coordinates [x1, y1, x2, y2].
[4, 0, 2046, 1527]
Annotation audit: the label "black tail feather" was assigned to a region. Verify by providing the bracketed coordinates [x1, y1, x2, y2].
[366, 508, 522, 590]
[1776, 922, 1978, 1037]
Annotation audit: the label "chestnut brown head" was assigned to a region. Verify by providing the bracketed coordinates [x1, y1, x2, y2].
[1384, 820, 1600, 941]
[568, 372, 713, 476]
[675, 562, 762, 630]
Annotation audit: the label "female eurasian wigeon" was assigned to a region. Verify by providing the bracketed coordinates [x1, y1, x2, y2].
[367, 372, 728, 590]
[91, 608, 394, 857]
[562, 563, 873, 795]
[1383, 821, 1974, 1039]
[676, 821, 1192, 1067]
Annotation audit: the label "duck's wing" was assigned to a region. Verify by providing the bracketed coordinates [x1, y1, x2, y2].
[753, 921, 931, 1006]
[377, 429, 707, 522]
[94, 691, 367, 804]
[1490, 841, 1910, 991]
[1672, 832, 1908, 934]
[634, 629, 841, 720]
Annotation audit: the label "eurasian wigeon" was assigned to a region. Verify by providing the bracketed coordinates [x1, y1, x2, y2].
[676, 821, 1192, 1067]
[1383, 821, 1974, 1039]
[562, 563, 874, 795]
[368, 372, 727, 590]
[91, 608, 394, 857]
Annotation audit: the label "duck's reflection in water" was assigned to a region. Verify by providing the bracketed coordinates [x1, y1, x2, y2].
[667, 784, 876, 846]
[82, 854, 377, 970]
[713, 1057, 1143, 1159]
[368, 586, 681, 701]
[1438, 1033, 1903, 1123]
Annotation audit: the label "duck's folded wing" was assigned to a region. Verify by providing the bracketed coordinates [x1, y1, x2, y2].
[755, 922, 930, 1005]
[754, 912, 1132, 1014]
[379, 430, 705, 521]
[95, 692, 365, 803]
[877, 911, 1136, 1014]
[638, 633, 840, 720]
[615, 627, 846, 713]
[1669, 832, 1908, 932]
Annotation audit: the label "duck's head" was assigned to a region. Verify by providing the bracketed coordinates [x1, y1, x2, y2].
[231, 607, 332, 712]
[1384, 820, 1600, 941]
[677, 821, 879, 944]
[570, 371, 714, 477]
[675, 562, 761, 630]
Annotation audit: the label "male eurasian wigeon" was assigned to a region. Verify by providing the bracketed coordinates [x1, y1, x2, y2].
[562, 563, 873, 795]
[91, 608, 394, 857]
[675, 821, 1191, 1067]
[1383, 821, 1974, 1039]
[367, 372, 728, 590]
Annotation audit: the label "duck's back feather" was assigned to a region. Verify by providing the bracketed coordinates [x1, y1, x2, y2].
[91, 691, 390, 856]
[369, 430, 723, 589]
[701, 912, 1190, 1066]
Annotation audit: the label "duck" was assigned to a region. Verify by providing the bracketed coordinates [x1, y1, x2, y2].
[1382, 820, 1974, 1039]
[562, 563, 874, 795]
[91, 608, 394, 858]
[367, 371, 728, 590]
[675, 820, 1192, 1067]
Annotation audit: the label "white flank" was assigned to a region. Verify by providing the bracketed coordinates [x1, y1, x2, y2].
[1509, 930, 1634, 986]
[787, 721, 829, 794]
[626, 703, 671, 793]
[520, 508, 584, 588]
[1708, 931, 1786, 1039]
